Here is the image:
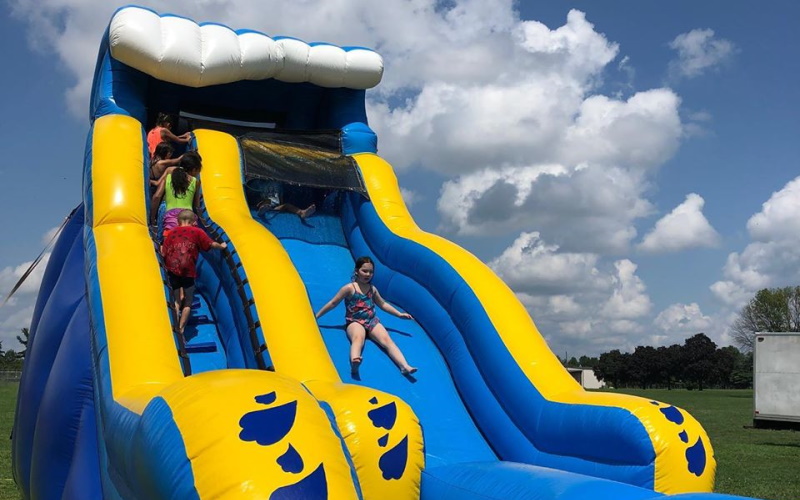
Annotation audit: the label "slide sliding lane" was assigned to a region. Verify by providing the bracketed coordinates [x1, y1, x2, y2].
[266, 211, 498, 469]
[348, 153, 716, 495]
[84, 115, 364, 499]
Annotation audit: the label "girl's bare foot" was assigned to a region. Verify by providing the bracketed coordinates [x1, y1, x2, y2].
[300, 204, 316, 219]
[400, 366, 417, 375]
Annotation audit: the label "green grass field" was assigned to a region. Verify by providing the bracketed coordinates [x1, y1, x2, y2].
[0, 383, 18, 500]
[0, 384, 797, 499]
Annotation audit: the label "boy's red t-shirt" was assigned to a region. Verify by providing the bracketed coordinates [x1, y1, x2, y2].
[162, 226, 214, 278]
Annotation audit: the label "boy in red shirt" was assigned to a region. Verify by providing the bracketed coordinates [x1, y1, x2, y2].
[162, 210, 227, 334]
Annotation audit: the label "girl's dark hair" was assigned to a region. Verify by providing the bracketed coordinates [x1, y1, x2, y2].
[179, 152, 202, 173]
[171, 154, 202, 198]
[171, 167, 191, 198]
[354, 256, 373, 270]
[152, 142, 174, 162]
[182, 150, 202, 165]
[156, 112, 174, 127]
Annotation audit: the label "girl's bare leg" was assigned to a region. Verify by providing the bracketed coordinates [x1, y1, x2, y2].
[346, 322, 367, 368]
[275, 203, 316, 219]
[369, 323, 416, 374]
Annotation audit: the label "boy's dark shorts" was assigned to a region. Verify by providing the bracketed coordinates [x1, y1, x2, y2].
[167, 272, 196, 308]
[167, 271, 195, 290]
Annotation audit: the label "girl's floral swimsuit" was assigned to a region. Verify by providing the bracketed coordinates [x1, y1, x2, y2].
[345, 283, 380, 332]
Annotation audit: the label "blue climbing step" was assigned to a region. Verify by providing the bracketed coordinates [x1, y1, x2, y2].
[183, 291, 226, 373]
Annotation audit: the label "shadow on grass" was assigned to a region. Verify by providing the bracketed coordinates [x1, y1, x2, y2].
[758, 442, 800, 448]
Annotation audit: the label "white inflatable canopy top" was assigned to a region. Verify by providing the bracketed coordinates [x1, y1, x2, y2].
[108, 6, 384, 89]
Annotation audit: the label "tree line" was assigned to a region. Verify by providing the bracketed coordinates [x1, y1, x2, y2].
[564, 286, 800, 390]
[585, 333, 752, 390]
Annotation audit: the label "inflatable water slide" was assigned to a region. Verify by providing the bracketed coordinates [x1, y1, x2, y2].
[12, 6, 757, 500]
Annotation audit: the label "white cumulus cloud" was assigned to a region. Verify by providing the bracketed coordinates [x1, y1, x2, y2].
[668, 28, 736, 80]
[489, 232, 606, 295]
[437, 163, 656, 253]
[654, 302, 712, 334]
[746, 177, 800, 242]
[491, 232, 654, 355]
[638, 193, 720, 253]
[430, 87, 682, 252]
[711, 176, 800, 307]
[600, 260, 652, 319]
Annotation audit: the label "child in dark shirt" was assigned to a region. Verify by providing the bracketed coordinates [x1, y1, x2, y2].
[161, 210, 227, 334]
[149, 142, 182, 198]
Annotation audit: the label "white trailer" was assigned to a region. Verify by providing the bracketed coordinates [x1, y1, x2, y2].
[753, 332, 800, 427]
[567, 368, 605, 390]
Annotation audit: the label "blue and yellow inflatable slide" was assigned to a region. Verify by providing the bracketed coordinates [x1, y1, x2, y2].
[12, 6, 757, 500]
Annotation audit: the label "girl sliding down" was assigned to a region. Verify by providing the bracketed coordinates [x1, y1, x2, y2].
[315, 256, 417, 375]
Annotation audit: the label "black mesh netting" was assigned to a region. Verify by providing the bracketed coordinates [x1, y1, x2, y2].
[239, 131, 367, 195]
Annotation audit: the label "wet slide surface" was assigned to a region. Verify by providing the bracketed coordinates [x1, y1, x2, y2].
[256, 210, 497, 468]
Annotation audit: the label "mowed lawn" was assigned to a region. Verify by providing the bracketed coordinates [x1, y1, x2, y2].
[0, 383, 798, 499]
[614, 388, 800, 500]
[0, 383, 18, 500]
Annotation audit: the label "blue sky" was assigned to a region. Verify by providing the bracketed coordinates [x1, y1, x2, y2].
[1, 1, 798, 358]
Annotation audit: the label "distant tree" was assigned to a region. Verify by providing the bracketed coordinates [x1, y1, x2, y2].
[682, 333, 717, 390]
[619, 352, 634, 387]
[730, 351, 753, 389]
[595, 350, 626, 388]
[655, 344, 684, 390]
[567, 356, 580, 368]
[629, 346, 660, 389]
[578, 355, 599, 368]
[731, 287, 800, 351]
[0, 350, 22, 370]
[713, 346, 740, 388]
[17, 327, 29, 358]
